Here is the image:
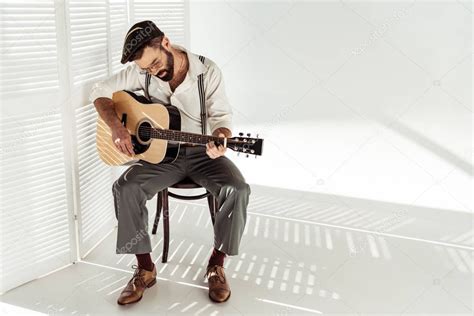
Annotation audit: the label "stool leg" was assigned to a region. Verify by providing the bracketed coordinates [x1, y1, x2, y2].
[162, 188, 170, 263]
[152, 191, 162, 235]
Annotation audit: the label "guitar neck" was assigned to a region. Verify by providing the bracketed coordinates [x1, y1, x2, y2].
[149, 128, 223, 145]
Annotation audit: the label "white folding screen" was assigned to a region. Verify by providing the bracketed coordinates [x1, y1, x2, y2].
[0, 1, 60, 97]
[0, 0, 188, 293]
[0, 0, 76, 294]
[0, 111, 73, 294]
[67, 0, 122, 259]
[109, 0, 129, 74]
[68, 0, 109, 86]
[74, 103, 116, 257]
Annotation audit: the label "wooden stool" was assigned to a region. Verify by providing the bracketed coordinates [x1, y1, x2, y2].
[151, 177, 218, 263]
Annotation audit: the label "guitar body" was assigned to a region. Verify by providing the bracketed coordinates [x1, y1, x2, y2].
[96, 90, 181, 166]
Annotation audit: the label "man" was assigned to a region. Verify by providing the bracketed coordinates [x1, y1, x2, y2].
[89, 20, 250, 305]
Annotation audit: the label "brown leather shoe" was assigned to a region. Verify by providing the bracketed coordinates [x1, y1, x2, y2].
[205, 265, 231, 303]
[117, 264, 157, 305]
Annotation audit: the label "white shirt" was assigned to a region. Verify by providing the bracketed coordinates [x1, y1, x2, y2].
[88, 44, 232, 135]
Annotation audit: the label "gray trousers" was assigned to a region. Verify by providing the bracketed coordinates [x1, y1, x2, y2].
[112, 145, 250, 256]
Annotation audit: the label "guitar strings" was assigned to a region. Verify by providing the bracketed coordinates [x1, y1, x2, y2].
[136, 126, 248, 145]
[138, 125, 222, 142]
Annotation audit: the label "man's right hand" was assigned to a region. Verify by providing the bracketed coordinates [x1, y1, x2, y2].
[112, 125, 134, 157]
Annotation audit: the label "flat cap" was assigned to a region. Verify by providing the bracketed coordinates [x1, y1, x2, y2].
[121, 20, 164, 64]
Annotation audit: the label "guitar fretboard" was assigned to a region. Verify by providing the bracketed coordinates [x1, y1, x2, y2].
[142, 127, 223, 145]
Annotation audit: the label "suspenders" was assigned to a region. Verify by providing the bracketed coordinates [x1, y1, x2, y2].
[197, 55, 206, 135]
[144, 55, 207, 135]
[144, 72, 152, 102]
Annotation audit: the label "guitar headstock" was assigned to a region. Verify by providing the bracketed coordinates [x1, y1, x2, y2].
[227, 133, 264, 157]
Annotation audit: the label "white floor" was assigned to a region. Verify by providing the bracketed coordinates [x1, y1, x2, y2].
[1, 185, 472, 315]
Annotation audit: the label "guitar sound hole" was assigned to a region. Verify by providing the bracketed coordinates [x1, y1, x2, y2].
[138, 121, 152, 143]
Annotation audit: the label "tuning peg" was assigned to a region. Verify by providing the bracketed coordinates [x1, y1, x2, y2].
[256, 134, 259, 138]
[247, 133, 251, 137]
[246, 154, 249, 158]
[239, 132, 243, 136]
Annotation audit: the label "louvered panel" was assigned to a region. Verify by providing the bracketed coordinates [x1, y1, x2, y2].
[132, 0, 186, 46]
[79, 160, 110, 182]
[2, 214, 69, 238]
[0, 0, 60, 96]
[75, 103, 96, 120]
[1, 132, 64, 150]
[2, 238, 70, 275]
[1, 142, 64, 162]
[2, 196, 68, 224]
[75, 104, 115, 257]
[2, 197, 68, 232]
[68, 0, 108, 86]
[0, 110, 71, 293]
[82, 199, 115, 237]
[2, 216, 68, 247]
[79, 169, 109, 197]
[109, 0, 129, 73]
[2, 177, 65, 200]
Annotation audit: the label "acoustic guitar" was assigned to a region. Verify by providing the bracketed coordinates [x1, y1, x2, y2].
[96, 90, 264, 166]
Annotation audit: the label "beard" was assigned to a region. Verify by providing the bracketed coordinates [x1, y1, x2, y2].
[154, 48, 174, 81]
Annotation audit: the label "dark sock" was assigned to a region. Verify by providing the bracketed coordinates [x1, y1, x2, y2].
[208, 248, 226, 268]
[136, 253, 154, 271]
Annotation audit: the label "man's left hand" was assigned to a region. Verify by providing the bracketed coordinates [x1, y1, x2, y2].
[206, 128, 231, 159]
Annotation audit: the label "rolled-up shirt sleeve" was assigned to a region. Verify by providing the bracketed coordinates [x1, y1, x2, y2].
[88, 64, 143, 103]
[205, 63, 233, 134]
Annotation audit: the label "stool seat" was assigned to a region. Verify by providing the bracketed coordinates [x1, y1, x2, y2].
[170, 177, 202, 189]
[152, 177, 218, 263]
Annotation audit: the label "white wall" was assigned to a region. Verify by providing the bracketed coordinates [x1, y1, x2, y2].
[189, 0, 472, 212]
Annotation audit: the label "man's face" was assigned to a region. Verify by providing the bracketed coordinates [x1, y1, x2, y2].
[136, 44, 175, 81]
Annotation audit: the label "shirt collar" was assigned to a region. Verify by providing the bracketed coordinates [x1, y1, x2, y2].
[172, 44, 206, 79]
